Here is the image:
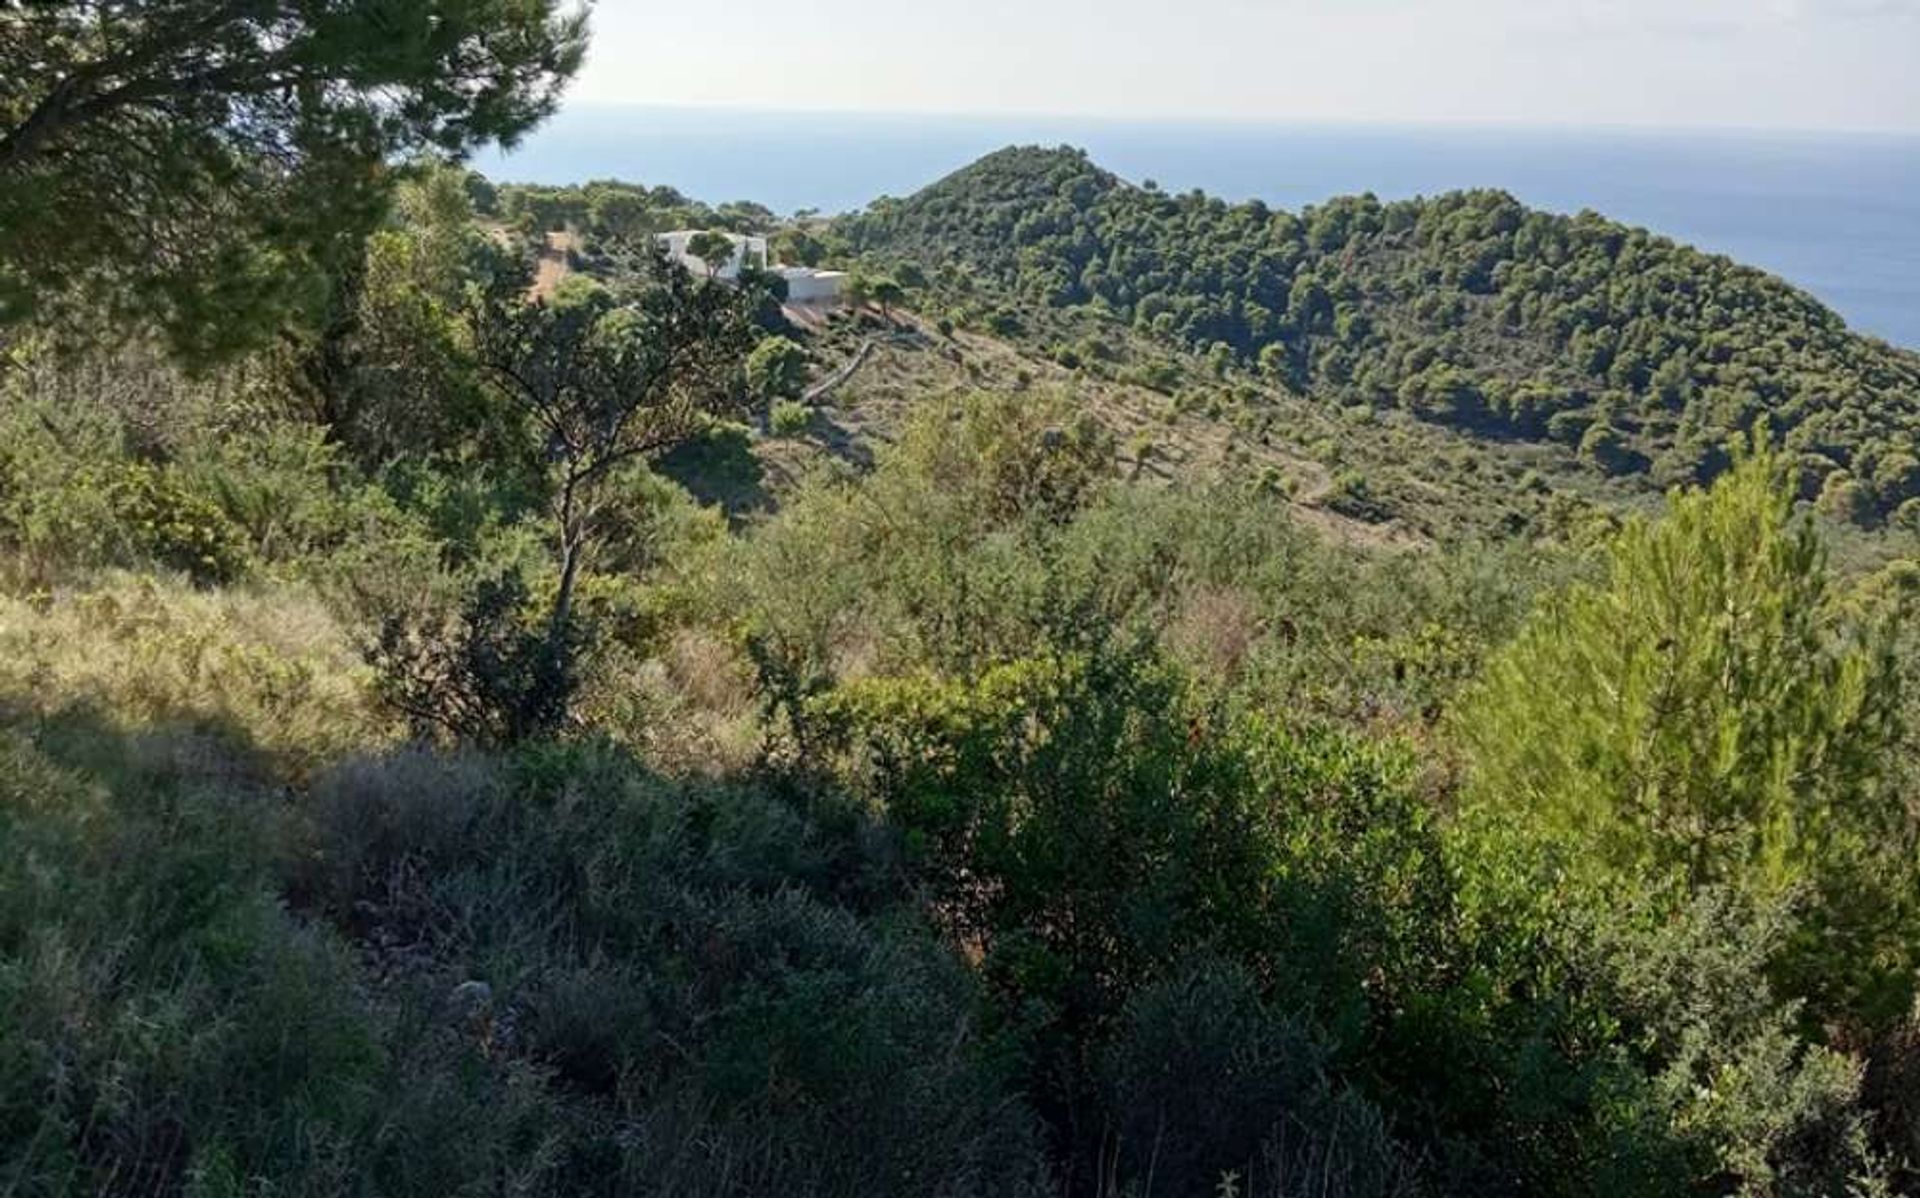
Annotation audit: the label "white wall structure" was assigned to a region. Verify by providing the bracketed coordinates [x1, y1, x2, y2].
[656, 230, 769, 281]
[778, 266, 848, 305]
[656, 231, 848, 308]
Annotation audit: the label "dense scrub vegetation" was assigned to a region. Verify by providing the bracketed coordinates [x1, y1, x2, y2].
[841, 147, 1920, 524]
[4, 321, 1918, 1193]
[3, 12, 1919, 1194]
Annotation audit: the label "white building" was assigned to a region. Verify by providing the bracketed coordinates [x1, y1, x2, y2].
[656, 230, 848, 306]
[778, 265, 849, 306]
[656, 230, 769, 281]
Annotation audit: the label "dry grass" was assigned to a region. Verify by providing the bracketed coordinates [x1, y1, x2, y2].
[0, 569, 396, 775]
[580, 628, 765, 775]
[1165, 584, 1265, 681]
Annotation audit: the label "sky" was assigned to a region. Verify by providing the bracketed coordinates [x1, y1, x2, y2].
[571, 0, 1920, 133]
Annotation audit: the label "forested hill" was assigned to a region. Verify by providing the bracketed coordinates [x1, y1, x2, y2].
[840, 146, 1920, 524]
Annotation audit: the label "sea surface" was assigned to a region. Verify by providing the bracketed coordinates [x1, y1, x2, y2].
[479, 106, 1920, 349]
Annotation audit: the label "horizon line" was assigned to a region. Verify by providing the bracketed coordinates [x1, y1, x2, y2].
[531, 99, 1920, 144]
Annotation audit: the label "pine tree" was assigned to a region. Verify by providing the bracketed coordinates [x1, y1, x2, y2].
[1455, 441, 1912, 1020]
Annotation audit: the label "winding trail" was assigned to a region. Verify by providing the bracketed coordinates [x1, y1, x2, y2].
[803, 338, 876, 405]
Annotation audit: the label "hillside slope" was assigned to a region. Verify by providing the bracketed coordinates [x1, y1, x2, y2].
[765, 311, 1669, 550]
[840, 146, 1920, 525]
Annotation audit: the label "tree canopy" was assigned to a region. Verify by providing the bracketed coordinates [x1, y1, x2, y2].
[1455, 443, 1914, 1021]
[841, 146, 1920, 524]
[0, 0, 589, 358]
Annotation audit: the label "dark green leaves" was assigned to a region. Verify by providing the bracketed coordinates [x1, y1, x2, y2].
[0, 0, 589, 360]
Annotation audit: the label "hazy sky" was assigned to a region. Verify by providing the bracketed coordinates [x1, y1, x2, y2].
[572, 0, 1920, 133]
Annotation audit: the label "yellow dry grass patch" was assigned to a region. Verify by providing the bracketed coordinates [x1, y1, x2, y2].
[0, 570, 396, 774]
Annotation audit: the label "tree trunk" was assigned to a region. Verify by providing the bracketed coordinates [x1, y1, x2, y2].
[549, 464, 590, 652]
[551, 529, 583, 644]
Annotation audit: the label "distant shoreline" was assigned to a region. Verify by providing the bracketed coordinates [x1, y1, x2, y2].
[479, 108, 1920, 348]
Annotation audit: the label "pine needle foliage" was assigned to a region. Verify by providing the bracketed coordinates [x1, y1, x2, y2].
[1455, 441, 1913, 1020]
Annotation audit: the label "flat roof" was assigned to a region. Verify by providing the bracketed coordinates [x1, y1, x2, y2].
[659, 230, 764, 241]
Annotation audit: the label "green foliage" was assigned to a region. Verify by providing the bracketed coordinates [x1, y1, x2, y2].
[686, 230, 740, 276]
[1102, 963, 1419, 1197]
[469, 250, 760, 695]
[301, 163, 516, 466]
[1578, 889, 1888, 1197]
[1444, 842, 1892, 1197]
[106, 461, 255, 585]
[368, 570, 583, 747]
[769, 399, 814, 437]
[0, 1, 588, 359]
[0, 349, 426, 589]
[6, 99, 1920, 1198]
[1456, 447, 1914, 1024]
[798, 636, 1456, 1186]
[870, 276, 907, 319]
[842, 146, 1920, 522]
[890, 392, 1114, 528]
[747, 334, 812, 402]
[0, 720, 1047, 1197]
[0, 731, 387, 1197]
[497, 178, 764, 252]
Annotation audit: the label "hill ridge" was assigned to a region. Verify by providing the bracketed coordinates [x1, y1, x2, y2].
[840, 144, 1920, 525]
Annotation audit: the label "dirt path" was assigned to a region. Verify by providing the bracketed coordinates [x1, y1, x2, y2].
[530, 230, 575, 300]
[802, 338, 877, 405]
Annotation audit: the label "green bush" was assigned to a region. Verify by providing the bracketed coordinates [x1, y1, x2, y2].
[1454, 446, 1914, 1026]
[804, 636, 1463, 1183]
[110, 461, 254, 584]
[1102, 962, 1417, 1196]
[0, 730, 385, 1196]
[747, 334, 810, 402]
[294, 742, 1050, 1196]
[367, 569, 583, 746]
[769, 398, 812, 437]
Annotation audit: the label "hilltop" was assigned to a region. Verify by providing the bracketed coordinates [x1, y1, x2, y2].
[837, 146, 1920, 527]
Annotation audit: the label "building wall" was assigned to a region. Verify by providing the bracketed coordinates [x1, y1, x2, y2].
[656, 232, 767, 281]
[784, 271, 847, 303]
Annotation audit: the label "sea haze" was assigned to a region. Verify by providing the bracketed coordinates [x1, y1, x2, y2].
[479, 106, 1920, 349]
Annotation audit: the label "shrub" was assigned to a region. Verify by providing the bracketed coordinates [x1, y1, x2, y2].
[109, 461, 254, 584]
[806, 636, 1457, 1180]
[769, 399, 813, 437]
[0, 731, 385, 1196]
[1325, 470, 1386, 520]
[1591, 890, 1888, 1198]
[1102, 962, 1417, 1196]
[293, 743, 1047, 1196]
[746, 334, 810, 403]
[367, 570, 584, 747]
[1864, 1003, 1920, 1193]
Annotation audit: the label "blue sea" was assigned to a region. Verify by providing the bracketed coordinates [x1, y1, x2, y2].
[479, 107, 1920, 349]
